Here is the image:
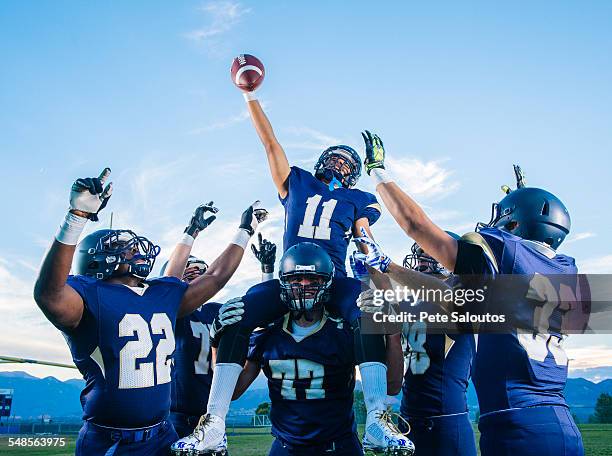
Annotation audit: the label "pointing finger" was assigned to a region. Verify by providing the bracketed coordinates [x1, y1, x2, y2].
[98, 168, 111, 184]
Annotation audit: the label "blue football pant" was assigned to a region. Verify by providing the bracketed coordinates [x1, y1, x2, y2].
[478, 406, 584, 456]
[75, 420, 177, 456]
[169, 412, 201, 439]
[268, 433, 363, 456]
[398, 412, 477, 456]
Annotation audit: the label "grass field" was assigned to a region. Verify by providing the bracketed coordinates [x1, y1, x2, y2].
[0, 424, 610, 455]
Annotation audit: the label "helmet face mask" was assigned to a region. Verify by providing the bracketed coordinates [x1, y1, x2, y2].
[183, 257, 208, 283]
[314, 145, 362, 188]
[280, 272, 331, 313]
[279, 242, 335, 314]
[76, 229, 160, 280]
[403, 231, 459, 276]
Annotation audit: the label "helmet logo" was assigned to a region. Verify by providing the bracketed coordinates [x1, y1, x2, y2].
[295, 264, 315, 271]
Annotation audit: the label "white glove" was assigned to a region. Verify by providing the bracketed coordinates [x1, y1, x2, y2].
[352, 227, 391, 273]
[210, 297, 245, 346]
[70, 168, 113, 221]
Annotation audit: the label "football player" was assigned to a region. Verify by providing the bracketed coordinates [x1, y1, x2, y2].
[171, 248, 412, 455]
[161, 202, 222, 439]
[33, 169, 267, 456]
[235, 243, 414, 455]
[164, 205, 276, 441]
[359, 134, 585, 456]
[399, 236, 477, 456]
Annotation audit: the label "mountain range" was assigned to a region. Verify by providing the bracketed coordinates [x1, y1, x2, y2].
[0, 370, 610, 423]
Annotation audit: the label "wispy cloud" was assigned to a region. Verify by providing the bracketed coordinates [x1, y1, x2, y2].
[184, 1, 251, 53]
[567, 345, 612, 370]
[578, 254, 612, 274]
[565, 232, 596, 244]
[283, 127, 343, 152]
[189, 109, 250, 134]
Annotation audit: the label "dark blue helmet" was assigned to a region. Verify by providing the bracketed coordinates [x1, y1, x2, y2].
[279, 242, 334, 312]
[314, 145, 362, 188]
[74, 229, 160, 280]
[159, 255, 208, 282]
[403, 231, 460, 275]
[477, 165, 570, 250]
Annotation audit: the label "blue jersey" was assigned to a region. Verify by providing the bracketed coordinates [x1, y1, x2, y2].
[248, 313, 357, 445]
[401, 330, 475, 418]
[64, 275, 187, 428]
[281, 166, 381, 276]
[171, 303, 221, 417]
[455, 227, 582, 415]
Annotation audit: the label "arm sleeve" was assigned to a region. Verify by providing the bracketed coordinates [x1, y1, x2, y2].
[278, 166, 301, 206]
[356, 191, 382, 226]
[66, 275, 99, 314]
[454, 240, 496, 275]
[247, 328, 269, 363]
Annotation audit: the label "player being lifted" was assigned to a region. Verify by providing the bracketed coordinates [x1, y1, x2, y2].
[164, 203, 276, 442]
[356, 132, 585, 456]
[233, 242, 403, 456]
[33, 168, 268, 456]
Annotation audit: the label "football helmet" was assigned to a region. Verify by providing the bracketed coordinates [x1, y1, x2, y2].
[279, 242, 334, 312]
[74, 229, 160, 280]
[477, 165, 571, 250]
[403, 231, 460, 275]
[160, 255, 209, 282]
[314, 145, 362, 188]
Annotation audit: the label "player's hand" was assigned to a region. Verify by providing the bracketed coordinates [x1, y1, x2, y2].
[357, 288, 400, 317]
[361, 130, 386, 175]
[185, 202, 219, 237]
[251, 233, 276, 273]
[353, 227, 391, 273]
[70, 168, 113, 221]
[350, 251, 369, 282]
[210, 297, 245, 347]
[239, 200, 269, 236]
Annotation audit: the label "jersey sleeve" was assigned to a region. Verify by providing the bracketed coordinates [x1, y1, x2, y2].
[355, 191, 382, 226]
[278, 166, 305, 206]
[149, 276, 189, 318]
[247, 328, 269, 363]
[454, 233, 499, 275]
[66, 275, 100, 315]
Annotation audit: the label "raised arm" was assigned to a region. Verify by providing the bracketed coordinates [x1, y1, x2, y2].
[164, 202, 218, 279]
[178, 202, 268, 317]
[243, 95, 291, 198]
[34, 168, 113, 331]
[362, 131, 459, 271]
[250, 232, 277, 282]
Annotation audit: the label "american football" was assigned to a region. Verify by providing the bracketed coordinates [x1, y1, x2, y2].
[1, 3, 612, 456]
[230, 54, 265, 92]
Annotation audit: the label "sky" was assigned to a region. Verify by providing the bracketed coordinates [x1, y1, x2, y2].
[1, 1, 612, 381]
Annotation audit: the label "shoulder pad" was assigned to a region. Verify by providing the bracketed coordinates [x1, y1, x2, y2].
[460, 232, 499, 273]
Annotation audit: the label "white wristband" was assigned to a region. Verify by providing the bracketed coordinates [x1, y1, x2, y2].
[243, 91, 258, 102]
[230, 229, 251, 249]
[55, 212, 88, 245]
[180, 233, 195, 247]
[262, 272, 274, 282]
[371, 168, 393, 185]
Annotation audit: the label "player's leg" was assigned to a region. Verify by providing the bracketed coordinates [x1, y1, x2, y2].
[172, 283, 285, 455]
[331, 279, 413, 454]
[400, 414, 476, 456]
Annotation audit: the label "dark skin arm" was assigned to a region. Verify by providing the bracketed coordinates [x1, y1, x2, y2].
[34, 219, 87, 332]
[178, 243, 246, 318]
[233, 360, 262, 400]
[385, 333, 403, 395]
